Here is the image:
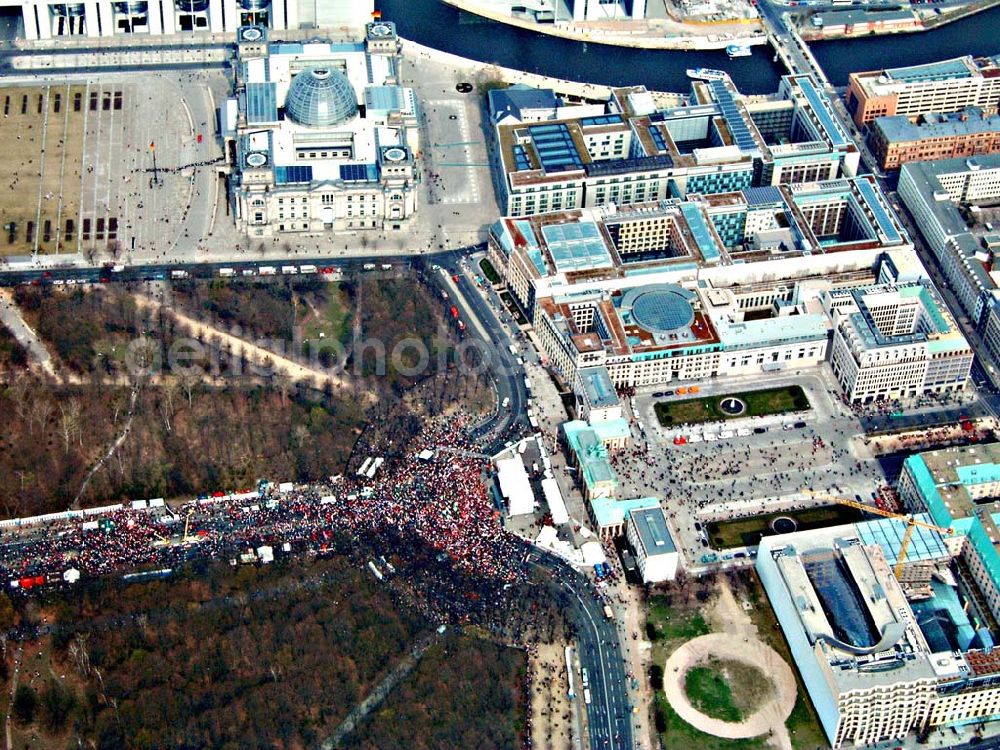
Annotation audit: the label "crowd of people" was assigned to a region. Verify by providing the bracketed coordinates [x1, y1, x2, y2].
[0, 414, 529, 604]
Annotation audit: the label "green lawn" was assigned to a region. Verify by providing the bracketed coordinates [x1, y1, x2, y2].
[685, 657, 771, 724]
[300, 288, 350, 346]
[646, 595, 711, 643]
[708, 505, 865, 549]
[645, 576, 827, 750]
[656, 692, 767, 750]
[479, 257, 501, 284]
[654, 385, 810, 427]
[685, 660, 744, 723]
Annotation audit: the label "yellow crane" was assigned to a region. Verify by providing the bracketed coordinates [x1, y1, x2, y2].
[804, 491, 954, 580]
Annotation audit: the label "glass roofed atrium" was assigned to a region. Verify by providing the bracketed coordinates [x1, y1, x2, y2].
[285, 67, 358, 127]
[803, 550, 881, 650]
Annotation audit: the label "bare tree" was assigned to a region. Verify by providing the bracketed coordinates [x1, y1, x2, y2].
[28, 396, 54, 436]
[68, 633, 91, 677]
[179, 370, 198, 407]
[159, 381, 177, 432]
[272, 371, 293, 406]
[58, 399, 81, 453]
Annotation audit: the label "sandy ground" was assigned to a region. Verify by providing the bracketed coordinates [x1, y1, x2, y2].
[530, 642, 576, 750]
[661, 580, 796, 749]
[133, 293, 366, 399]
[0, 84, 87, 256]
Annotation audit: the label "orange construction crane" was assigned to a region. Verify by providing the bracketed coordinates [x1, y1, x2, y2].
[804, 491, 953, 580]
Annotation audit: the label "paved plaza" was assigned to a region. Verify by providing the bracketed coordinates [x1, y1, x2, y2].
[0, 68, 229, 264]
[611, 369, 891, 567]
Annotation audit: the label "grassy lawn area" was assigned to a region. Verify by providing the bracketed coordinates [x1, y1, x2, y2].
[299, 286, 350, 346]
[685, 657, 771, 723]
[685, 659, 741, 722]
[647, 593, 768, 750]
[707, 504, 865, 549]
[656, 692, 767, 750]
[479, 257, 501, 284]
[645, 576, 826, 750]
[647, 595, 711, 643]
[0, 85, 88, 256]
[654, 385, 810, 427]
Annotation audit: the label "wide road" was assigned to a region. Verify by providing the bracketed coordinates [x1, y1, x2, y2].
[425, 249, 531, 455]
[529, 549, 634, 750]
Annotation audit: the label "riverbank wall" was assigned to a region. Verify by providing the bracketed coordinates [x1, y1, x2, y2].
[799, 0, 1000, 40]
[399, 36, 688, 105]
[438, 0, 768, 50]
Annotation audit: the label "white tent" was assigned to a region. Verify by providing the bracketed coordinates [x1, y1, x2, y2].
[541, 477, 569, 525]
[581, 541, 607, 567]
[495, 456, 535, 516]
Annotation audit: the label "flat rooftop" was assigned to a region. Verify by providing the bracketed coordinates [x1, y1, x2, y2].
[906, 442, 1000, 521]
[760, 524, 939, 691]
[875, 108, 1000, 144]
[579, 366, 619, 409]
[631, 506, 676, 557]
[887, 56, 975, 83]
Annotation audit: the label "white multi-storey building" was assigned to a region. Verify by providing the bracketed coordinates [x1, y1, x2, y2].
[222, 23, 420, 236]
[493, 74, 858, 218]
[625, 507, 678, 583]
[898, 154, 1000, 386]
[825, 281, 972, 404]
[846, 56, 1000, 127]
[9, 0, 372, 39]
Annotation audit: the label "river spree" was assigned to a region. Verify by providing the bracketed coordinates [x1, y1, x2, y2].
[379, 0, 785, 93]
[381, 0, 1000, 93]
[811, 5, 1000, 85]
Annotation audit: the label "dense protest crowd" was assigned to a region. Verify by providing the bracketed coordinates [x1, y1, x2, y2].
[0, 414, 529, 603]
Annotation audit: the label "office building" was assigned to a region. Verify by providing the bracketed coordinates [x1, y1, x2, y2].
[760, 497, 1000, 747]
[222, 23, 420, 236]
[486, 175, 921, 395]
[757, 522, 944, 748]
[755, 510, 1000, 747]
[846, 55, 1000, 128]
[807, 8, 918, 38]
[536, 279, 833, 391]
[576, 366, 623, 424]
[871, 108, 1000, 170]
[625, 507, 678, 582]
[898, 443, 1000, 625]
[825, 280, 973, 404]
[488, 176, 911, 323]
[493, 73, 858, 218]
[898, 155, 1000, 319]
[10, 0, 372, 39]
[897, 155, 1000, 385]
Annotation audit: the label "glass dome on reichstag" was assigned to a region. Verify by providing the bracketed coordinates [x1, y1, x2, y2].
[285, 67, 357, 127]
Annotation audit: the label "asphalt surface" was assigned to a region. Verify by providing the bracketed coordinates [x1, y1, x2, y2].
[529, 550, 634, 750]
[425, 249, 531, 454]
